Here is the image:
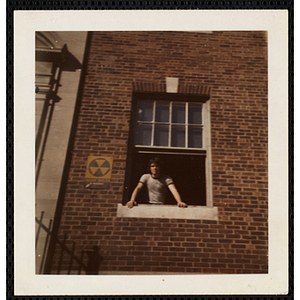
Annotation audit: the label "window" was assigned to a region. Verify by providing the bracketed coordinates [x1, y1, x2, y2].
[123, 92, 213, 209]
[136, 100, 204, 149]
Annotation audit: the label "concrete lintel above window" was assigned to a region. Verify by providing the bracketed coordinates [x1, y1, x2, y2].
[166, 77, 179, 93]
[116, 204, 218, 221]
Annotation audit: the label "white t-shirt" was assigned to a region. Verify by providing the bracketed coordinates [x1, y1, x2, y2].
[139, 173, 174, 204]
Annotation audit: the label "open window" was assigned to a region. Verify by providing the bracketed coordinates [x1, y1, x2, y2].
[123, 92, 213, 208]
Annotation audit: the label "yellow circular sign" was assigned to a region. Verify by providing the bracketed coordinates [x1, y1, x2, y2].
[88, 158, 111, 177]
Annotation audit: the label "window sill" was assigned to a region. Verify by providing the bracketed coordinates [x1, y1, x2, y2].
[116, 204, 218, 221]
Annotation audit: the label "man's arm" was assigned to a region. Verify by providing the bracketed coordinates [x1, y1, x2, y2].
[168, 184, 188, 208]
[125, 182, 144, 208]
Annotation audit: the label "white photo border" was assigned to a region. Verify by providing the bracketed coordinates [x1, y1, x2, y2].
[13, 10, 289, 296]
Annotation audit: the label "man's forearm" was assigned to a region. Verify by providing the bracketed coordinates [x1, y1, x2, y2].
[126, 182, 144, 207]
[168, 184, 187, 207]
[173, 193, 182, 204]
[169, 184, 181, 203]
[129, 188, 139, 203]
[126, 189, 138, 208]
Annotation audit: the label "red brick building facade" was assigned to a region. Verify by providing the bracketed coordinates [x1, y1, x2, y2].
[48, 31, 268, 274]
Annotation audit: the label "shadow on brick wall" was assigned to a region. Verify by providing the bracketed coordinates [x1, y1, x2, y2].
[36, 211, 103, 275]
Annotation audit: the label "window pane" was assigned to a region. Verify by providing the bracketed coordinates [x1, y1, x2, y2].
[154, 125, 169, 146]
[188, 103, 202, 124]
[172, 103, 185, 124]
[138, 100, 153, 121]
[136, 124, 152, 145]
[171, 126, 185, 147]
[155, 102, 169, 123]
[188, 126, 202, 148]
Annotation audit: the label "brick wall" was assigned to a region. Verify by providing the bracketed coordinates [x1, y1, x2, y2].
[51, 31, 268, 274]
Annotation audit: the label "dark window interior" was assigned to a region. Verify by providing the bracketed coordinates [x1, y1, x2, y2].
[123, 151, 206, 206]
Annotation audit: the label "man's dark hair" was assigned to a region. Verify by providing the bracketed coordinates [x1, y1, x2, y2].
[148, 157, 163, 172]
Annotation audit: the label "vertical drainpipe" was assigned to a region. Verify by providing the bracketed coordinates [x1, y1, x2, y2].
[43, 32, 93, 274]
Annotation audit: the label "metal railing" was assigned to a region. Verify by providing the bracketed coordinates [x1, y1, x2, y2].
[35, 211, 53, 274]
[35, 211, 102, 275]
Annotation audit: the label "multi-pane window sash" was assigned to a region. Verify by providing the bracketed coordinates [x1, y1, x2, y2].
[136, 100, 204, 149]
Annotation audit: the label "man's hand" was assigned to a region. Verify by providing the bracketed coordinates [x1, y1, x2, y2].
[126, 183, 143, 208]
[177, 201, 188, 208]
[125, 201, 137, 208]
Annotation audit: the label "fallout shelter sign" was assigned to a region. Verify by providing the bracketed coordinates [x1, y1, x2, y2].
[84, 156, 114, 189]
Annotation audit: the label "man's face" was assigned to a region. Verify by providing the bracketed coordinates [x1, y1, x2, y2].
[150, 163, 160, 178]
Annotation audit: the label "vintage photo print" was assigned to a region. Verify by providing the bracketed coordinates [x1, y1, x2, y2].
[13, 10, 288, 296]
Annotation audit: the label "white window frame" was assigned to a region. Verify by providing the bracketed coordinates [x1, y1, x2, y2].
[119, 93, 216, 220]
